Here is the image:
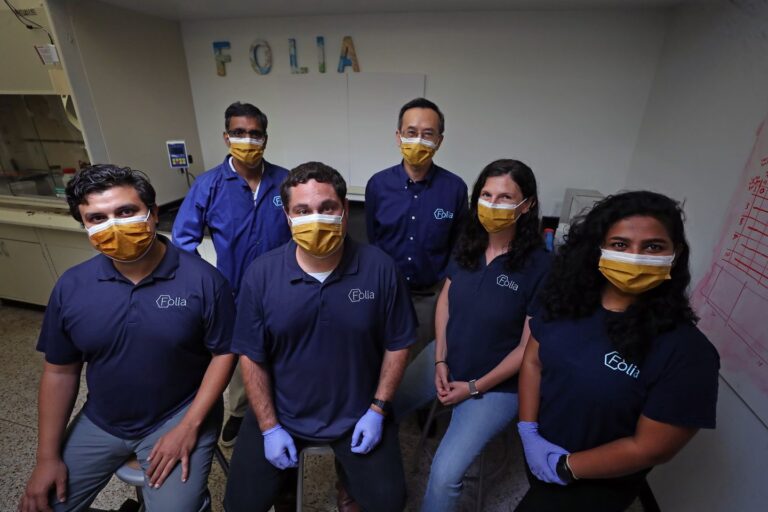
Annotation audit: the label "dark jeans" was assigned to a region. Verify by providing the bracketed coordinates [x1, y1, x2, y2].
[224, 409, 406, 512]
[515, 465, 643, 512]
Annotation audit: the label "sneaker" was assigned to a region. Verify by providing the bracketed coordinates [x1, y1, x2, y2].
[220, 415, 243, 447]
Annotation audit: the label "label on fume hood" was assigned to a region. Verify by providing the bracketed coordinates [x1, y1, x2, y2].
[35, 44, 60, 65]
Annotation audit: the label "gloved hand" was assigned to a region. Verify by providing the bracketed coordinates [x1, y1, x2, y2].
[350, 409, 384, 454]
[517, 421, 569, 485]
[262, 424, 298, 469]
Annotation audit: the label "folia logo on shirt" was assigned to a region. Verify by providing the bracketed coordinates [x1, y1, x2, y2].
[496, 274, 519, 291]
[433, 208, 454, 220]
[348, 288, 375, 303]
[604, 351, 640, 379]
[272, 195, 283, 207]
[156, 295, 188, 308]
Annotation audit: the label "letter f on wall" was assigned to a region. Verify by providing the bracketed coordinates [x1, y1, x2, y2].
[213, 41, 231, 76]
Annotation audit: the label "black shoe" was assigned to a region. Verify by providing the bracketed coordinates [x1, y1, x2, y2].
[220, 415, 243, 447]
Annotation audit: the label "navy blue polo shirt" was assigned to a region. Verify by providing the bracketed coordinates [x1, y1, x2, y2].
[365, 162, 468, 289]
[532, 308, 720, 454]
[445, 248, 551, 392]
[37, 236, 235, 440]
[232, 238, 417, 441]
[172, 157, 291, 298]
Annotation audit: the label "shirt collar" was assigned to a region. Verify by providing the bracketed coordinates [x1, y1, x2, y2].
[285, 237, 359, 284]
[397, 160, 438, 187]
[96, 235, 179, 282]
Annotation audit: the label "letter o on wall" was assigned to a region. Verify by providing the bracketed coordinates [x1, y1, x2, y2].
[250, 39, 273, 74]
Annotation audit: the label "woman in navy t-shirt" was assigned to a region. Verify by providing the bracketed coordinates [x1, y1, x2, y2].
[393, 159, 551, 511]
[516, 191, 720, 511]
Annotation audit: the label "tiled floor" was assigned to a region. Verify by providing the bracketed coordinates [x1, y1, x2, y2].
[0, 300, 532, 511]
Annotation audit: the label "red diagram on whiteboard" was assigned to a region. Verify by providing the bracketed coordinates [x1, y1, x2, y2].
[721, 173, 768, 289]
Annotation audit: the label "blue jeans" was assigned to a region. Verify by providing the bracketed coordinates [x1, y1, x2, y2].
[53, 401, 221, 512]
[393, 340, 519, 512]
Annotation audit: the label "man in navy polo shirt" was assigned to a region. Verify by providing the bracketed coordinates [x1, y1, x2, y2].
[224, 162, 417, 512]
[172, 101, 291, 446]
[20, 165, 235, 512]
[365, 97, 468, 351]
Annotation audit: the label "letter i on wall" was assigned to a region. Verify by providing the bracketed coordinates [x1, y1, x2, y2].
[317, 36, 326, 73]
[337, 36, 360, 73]
[289, 38, 308, 74]
[212, 41, 231, 76]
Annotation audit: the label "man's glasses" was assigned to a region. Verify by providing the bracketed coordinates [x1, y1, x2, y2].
[227, 129, 265, 139]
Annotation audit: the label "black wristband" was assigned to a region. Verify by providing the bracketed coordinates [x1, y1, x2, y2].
[371, 398, 391, 415]
[555, 454, 576, 484]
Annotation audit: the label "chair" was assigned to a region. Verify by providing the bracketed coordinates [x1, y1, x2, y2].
[114, 445, 228, 511]
[296, 444, 335, 512]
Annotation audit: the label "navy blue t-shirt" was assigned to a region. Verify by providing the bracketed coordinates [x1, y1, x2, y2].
[445, 248, 551, 392]
[532, 308, 720, 454]
[232, 238, 417, 441]
[37, 237, 235, 439]
[365, 162, 468, 289]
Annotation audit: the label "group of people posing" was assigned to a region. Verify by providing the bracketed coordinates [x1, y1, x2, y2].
[20, 98, 720, 512]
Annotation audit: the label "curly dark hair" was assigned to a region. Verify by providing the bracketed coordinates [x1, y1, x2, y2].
[280, 161, 347, 208]
[540, 190, 698, 361]
[454, 159, 542, 272]
[65, 164, 156, 223]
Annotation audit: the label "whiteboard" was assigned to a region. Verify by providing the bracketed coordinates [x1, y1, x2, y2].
[268, 72, 425, 196]
[347, 73, 426, 191]
[691, 113, 768, 426]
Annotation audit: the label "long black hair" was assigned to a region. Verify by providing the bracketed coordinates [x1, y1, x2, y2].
[454, 159, 542, 272]
[540, 190, 697, 361]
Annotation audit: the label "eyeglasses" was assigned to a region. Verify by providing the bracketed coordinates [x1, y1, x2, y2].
[400, 129, 440, 143]
[227, 129, 265, 139]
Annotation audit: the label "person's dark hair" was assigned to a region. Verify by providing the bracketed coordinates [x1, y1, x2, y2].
[455, 159, 542, 272]
[280, 161, 347, 208]
[225, 101, 268, 132]
[398, 98, 445, 135]
[540, 190, 697, 362]
[65, 164, 156, 223]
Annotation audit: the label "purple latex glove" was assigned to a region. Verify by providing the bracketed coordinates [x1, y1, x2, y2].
[517, 421, 569, 485]
[350, 409, 384, 454]
[262, 424, 298, 469]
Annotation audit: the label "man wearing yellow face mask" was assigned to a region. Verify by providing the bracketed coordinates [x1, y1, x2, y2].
[225, 162, 417, 512]
[172, 101, 291, 447]
[365, 98, 468, 356]
[21, 165, 236, 512]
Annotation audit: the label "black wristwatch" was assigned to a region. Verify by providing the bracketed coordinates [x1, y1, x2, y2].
[556, 454, 576, 484]
[371, 398, 392, 415]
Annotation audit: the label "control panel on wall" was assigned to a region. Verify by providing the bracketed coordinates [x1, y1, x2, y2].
[166, 140, 189, 169]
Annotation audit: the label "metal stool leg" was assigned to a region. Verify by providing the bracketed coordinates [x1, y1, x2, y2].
[413, 399, 440, 470]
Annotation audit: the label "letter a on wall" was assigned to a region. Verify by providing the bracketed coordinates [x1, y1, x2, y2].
[212, 41, 231, 76]
[250, 39, 273, 75]
[337, 36, 360, 73]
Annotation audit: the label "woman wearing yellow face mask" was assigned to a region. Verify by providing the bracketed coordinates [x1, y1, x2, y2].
[393, 159, 552, 512]
[516, 191, 720, 511]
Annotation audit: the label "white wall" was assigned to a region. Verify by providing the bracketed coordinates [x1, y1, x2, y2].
[46, 0, 205, 205]
[626, 1, 768, 510]
[181, 9, 667, 212]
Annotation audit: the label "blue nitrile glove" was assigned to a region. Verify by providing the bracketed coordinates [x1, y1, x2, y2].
[517, 421, 569, 485]
[263, 424, 298, 469]
[350, 409, 384, 454]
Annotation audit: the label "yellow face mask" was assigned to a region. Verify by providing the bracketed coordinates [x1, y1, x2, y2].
[477, 198, 527, 233]
[598, 249, 674, 295]
[399, 137, 437, 167]
[228, 136, 265, 167]
[86, 211, 156, 262]
[289, 212, 344, 258]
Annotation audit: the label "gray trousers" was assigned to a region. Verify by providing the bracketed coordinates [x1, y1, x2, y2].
[52, 401, 221, 512]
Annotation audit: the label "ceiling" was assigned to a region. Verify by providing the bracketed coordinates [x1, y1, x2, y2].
[93, 0, 702, 21]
